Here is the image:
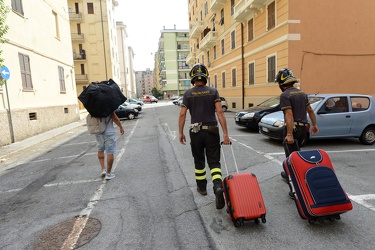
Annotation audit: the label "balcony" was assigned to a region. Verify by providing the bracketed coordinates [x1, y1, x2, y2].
[71, 33, 85, 41]
[234, 0, 265, 22]
[210, 0, 226, 13]
[69, 12, 83, 21]
[199, 31, 218, 52]
[73, 51, 86, 61]
[189, 21, 205, 39]
[75, 74, 88, 83]
[186, 52, 196, 65]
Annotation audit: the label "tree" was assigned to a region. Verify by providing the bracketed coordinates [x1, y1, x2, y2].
[0, 0, 9, 86]
[151, 87, 163, 99]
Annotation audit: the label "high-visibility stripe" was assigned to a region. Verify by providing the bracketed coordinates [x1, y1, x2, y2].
[195, 169, 206, 174]
[211, 174, 222, 181]
[196, 175, 207, 180]
[210, 168, 221, 174]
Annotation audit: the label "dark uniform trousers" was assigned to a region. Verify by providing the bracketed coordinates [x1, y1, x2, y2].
[189, 129, 222, 191]
[283, 124, 307, 157]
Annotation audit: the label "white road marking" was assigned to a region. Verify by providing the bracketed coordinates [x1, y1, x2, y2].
[61, 119, 138, 249]
[348, 194, 375, 212]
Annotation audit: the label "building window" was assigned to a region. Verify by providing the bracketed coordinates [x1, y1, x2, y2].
[267, 56, 276, 83]
[201, 55, 204, 65]
[214, 74, 217, 88]
[87, 3, 94, 14]
[231, 0, 235, 16]
[53, 11, 60, 40]
[204, 2, 208, 16]
[11, 0, 24, 15]
[58, 66, 66, 93]
[213, 46, 217, 60]
[222, 71, 226, 88]
[232, 68, 236, 87]
[220, 9, 224, 25]
[248, 63, 255, 85]
[221, 39, 225, 55]
[231, 31, 235, 49]
[248, 18, 254, 41]
[267, 1, 275, 30]
[18, 53, 33, 90]
[207, 51, 210, 65]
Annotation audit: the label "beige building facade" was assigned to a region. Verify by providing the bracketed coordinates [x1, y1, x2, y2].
[0, 0, 79, 146]
[68, 0, 121, 110]
[117, 21, 136, 98]
[187, 0, 375, 111]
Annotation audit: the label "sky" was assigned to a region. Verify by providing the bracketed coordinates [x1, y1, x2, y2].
[115, 1, 189, 71]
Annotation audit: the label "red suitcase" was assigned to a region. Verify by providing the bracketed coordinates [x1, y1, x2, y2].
[221, 143, 266, 227]
[283, 149, 353, 224]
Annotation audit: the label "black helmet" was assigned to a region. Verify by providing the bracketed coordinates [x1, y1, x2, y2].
[275, 68, 298, 86]
[190, 63, 209, 84]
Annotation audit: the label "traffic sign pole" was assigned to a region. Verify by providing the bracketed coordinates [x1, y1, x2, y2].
[0, 66, 15, 143]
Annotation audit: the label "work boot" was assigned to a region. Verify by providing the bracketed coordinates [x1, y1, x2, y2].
[214, 187, 225, 209]
[281, 171, 288, 183]
[197, 187, 207, 196]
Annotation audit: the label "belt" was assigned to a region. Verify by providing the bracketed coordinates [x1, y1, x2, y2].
[294, 122, 308, 126]
[201, 125, 218, 130]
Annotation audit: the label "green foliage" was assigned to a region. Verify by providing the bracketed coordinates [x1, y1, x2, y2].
[0, 0, 9, 86]
[0, 0, 10, 67]
[151, 87, 163, 99]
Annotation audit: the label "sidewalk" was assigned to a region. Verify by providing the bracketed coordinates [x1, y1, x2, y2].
[0, 119, 86, 161]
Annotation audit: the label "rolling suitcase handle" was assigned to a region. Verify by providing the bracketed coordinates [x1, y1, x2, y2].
[221, 142, 239, 176]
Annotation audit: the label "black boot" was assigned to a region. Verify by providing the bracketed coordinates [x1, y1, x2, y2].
[213, 181, 225, 209]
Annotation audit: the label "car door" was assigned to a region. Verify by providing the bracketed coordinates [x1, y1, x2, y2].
[313, 96, 352, 138]
[347, 96, 371, 135]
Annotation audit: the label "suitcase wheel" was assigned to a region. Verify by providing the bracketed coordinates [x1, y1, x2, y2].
[261, 214, 266, 224]
[234, 219, 244, 228]
[254, 219, 260, 225]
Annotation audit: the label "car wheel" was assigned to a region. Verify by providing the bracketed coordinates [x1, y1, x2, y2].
[359, 126, 375, 145]
[127, 112, 135, 120]
[222, 105, 227, 112]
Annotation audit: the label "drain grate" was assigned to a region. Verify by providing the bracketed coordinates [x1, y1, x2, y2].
[34, 217, 101, 250]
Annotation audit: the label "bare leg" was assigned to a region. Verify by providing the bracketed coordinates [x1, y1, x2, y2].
[98, 151, 106, 170]
[107, 154, 114, 174]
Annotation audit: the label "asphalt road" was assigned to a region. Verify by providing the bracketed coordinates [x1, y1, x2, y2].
[0, 100, 374, 249]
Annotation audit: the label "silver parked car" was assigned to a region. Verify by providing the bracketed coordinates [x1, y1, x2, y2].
[258, 94, 375, 145]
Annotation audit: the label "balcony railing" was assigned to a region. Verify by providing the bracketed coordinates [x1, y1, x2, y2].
[75, 74, 88, 82]
[69, 12, 83, 21]
[186, 52, 196, 65]
[210, 0, 226, 12]
[234, 0, 265, 22]
[189, 21, 205, 39]
[71, 33, 85, 41]
[199, 31, 218, 51]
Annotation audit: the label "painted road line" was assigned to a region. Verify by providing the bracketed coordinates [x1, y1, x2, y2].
[348, 194, 375, 212]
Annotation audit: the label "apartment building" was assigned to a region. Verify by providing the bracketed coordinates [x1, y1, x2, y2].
[187, 0, 375, 111]
[68, 0, 121, 110]
[0, 0, 79, 146]
[157, 27, 190, 99]
[117, 21, 136, 98]
[135, 69, 154, 98]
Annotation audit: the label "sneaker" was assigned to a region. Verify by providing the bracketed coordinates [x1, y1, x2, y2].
[214, 188, 225, 210]
[105, 173, 115, 180]
[101, 169, 107, 178]
[197, 187, 207, 196]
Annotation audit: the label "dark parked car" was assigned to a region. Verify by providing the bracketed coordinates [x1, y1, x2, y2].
[234, 96, 280, 130]
[115, 105, 139, 120]
[258, 94, 375, 145]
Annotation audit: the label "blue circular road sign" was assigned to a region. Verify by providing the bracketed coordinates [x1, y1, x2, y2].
[0, 66, 10, 80]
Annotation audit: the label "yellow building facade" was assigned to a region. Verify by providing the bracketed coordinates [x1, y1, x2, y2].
[187, 0, 375, 111]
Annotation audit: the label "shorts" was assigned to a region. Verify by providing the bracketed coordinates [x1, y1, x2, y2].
[95, 133, 116, 154]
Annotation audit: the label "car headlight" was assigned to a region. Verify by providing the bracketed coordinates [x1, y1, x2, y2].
[273, 120, 285, 127]
[243, 112, 255, 118]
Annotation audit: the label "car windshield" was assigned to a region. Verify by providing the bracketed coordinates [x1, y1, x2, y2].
[258, 97, 280, 107]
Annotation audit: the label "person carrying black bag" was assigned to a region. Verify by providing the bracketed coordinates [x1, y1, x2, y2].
[178, 63, 230, 210]
[275, 68, 319, 197]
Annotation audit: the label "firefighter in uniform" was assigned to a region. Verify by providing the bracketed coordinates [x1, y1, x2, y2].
[275, 68, 319, 198]
[178, 63, 230, 210]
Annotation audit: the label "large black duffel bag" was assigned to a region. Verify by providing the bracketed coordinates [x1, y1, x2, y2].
[78, 79, 127, 117]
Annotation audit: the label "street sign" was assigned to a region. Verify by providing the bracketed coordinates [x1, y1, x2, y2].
[0, 66, 10, 80]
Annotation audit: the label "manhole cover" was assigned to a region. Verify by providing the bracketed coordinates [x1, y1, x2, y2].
[34, 217, 101, 250]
